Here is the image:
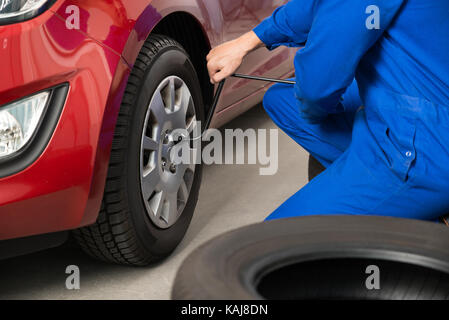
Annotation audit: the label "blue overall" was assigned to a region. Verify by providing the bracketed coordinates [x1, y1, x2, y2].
[253, 0, 449, 221]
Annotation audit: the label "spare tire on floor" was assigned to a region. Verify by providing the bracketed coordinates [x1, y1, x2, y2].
[172, 216, 449, 300]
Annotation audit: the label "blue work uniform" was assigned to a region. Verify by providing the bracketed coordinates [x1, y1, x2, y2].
[253, 0, 449, 221]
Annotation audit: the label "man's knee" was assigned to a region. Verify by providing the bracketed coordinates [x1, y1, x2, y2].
[262, 84, 301, 130]
[262, 84, 285, 114]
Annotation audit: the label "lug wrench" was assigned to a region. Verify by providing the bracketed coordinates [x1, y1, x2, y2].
[204, 74, 296, 131]
[174, 74, 295, 157]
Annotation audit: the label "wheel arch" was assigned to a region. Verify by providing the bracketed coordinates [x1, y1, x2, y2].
[151, 12, 214, 113]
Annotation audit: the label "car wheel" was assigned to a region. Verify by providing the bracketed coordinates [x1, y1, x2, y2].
[308, 155, 325, 181]
[73, 35, 204, 266]
[173, 216, 449, 299]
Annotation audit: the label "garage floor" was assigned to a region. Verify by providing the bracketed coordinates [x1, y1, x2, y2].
[0, 104, 309, 300]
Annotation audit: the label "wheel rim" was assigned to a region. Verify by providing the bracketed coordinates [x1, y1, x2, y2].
[140, 76, 198, 229]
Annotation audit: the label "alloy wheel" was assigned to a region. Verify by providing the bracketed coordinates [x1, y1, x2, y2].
[140, 76, 198, 229]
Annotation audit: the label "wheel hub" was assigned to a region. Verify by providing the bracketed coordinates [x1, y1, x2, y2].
[160, 131, 185, 186]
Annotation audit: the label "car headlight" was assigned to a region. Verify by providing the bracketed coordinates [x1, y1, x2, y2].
[0, 0, 55, 25]
[0, 91, 49, 158]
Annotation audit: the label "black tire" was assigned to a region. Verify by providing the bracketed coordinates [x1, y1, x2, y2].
[173, 216, 449, 300]
[308, 155, 325, 181]
[73, 35, 204, 266]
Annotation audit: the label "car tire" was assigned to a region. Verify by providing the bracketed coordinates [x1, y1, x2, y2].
[308, 155, 325, 181]
[172, 216, 449, 300]
[73, 35, 204, 266]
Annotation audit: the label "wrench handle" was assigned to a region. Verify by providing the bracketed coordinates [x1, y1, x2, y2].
[232, 73, 296, 85]
[203, 74, 295, 132]
[204, 79, 226, 131]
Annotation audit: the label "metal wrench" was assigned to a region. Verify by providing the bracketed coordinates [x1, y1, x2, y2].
[204, 74, 296, 131]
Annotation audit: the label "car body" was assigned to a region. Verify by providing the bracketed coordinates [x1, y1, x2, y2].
[0, 0, 295, 259]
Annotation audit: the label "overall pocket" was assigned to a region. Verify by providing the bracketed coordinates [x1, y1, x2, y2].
[380, 123, 417, 182]
[365, 106, 417, 183]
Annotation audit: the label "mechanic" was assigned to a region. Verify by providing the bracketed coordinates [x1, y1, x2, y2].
[206, 0, 449, 221]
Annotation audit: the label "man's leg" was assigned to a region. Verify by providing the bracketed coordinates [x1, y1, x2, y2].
[266, 106, 448, 222]
[263, 79, 362, 168]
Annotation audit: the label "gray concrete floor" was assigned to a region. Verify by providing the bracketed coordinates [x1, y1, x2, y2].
[0, 104, 309, 300]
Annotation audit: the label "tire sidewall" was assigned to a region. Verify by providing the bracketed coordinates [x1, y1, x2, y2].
[172, 216, 449, 299]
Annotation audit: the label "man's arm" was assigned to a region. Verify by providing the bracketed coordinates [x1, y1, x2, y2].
[207, 0, 404, 110]
[294, 0, 404, 122]
[207, 0, 317, 84]
[253, 0, 316, 50]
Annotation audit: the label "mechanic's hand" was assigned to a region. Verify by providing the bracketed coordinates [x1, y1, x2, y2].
[207, 31, 264, 84]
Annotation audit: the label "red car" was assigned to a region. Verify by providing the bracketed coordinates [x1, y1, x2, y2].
[0, 0, 294, 265]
